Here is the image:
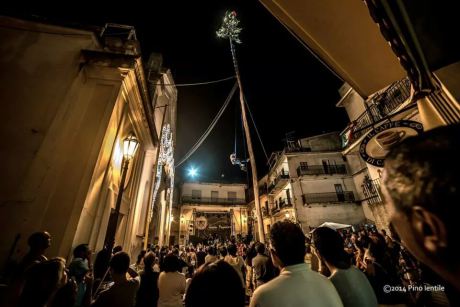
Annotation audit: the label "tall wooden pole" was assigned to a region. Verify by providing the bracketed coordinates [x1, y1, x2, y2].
[230, 40, 265, 243]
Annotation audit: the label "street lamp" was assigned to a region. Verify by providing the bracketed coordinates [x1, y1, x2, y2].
[105, 133, 139, 250]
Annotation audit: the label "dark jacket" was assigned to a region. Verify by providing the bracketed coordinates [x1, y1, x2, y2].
[136, 269, 159, 307]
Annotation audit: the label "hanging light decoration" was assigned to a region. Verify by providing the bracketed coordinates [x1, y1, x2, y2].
[149, 124, 175, 221]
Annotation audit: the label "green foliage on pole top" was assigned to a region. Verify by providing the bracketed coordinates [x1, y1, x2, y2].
[217, 11, 242, 44]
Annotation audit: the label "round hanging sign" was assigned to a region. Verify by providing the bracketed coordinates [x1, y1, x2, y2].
[359, 120, 423, 167]
[195, 216, 208, 230]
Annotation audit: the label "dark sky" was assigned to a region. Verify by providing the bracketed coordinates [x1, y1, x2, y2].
[3, 1, 348, 183]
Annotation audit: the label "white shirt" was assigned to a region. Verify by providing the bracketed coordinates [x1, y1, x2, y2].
[157, 271, 186, 307]
[250, 263, 343, 307]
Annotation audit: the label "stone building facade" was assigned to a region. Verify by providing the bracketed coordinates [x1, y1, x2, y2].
[0, 17, 176, 264]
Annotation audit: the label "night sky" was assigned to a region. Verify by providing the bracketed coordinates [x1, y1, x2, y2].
[3, 1, 348, 184]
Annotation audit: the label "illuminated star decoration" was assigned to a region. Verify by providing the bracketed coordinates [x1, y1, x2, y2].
[216, 11, 242, 44]
[188, 167, 198, 178]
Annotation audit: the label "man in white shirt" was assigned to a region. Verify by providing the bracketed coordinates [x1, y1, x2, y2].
[250, 221, 343, 307]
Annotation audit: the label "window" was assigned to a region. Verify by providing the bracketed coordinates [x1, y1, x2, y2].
[300, 162, 308, 169]
[211, 191, 218, 201]
[335, 184, 345, 202]
[228, 191, 237, 201]
[322, 160, 331, 174]
[192, 190, 201, 200]
[286, 189, 291, 204]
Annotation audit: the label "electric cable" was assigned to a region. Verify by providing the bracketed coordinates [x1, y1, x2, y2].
[150, 75, 235, 87]
[243, 96, 270, 164]
[175, 82, 238, 168]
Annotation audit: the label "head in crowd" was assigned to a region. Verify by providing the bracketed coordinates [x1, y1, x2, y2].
[245, 243, 257, 266]
[185, 260, 245, 307]
[312, 227, 350, 270]
[162, 254, 180, 273]
[227, 244, 237, 257]
[112, 245, 123, 254]
[143, 252, 155, 270]
[110, 251, 130, 277]
[207, 246, 216, 256]
[172, 248, 180, 257]
[269, 221, 306, 268]
[28, 231, 51, 253]
[219, 246, 228, 258]
[136, 250, 147, 265]
[383, 124, 460, 290]
[73, 244, 90, 259]
[255, 242, 265, 255]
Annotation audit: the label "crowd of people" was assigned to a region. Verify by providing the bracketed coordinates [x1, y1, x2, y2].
[0, 124, 459, 307]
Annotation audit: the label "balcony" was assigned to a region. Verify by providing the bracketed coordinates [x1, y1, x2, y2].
[181, 196, 246, 205]
[341, 78, 411, 148]
[362, 177, 384, 205]
[271, 206, 280, 214]
[285, 146, 312, 153]
[297, 164, 347, 176]
[279, 198, 293, 209]
[302, 192, 355, 204]
[259, 185, 268, 196]
[268, 171, 290, 194]
[261, 207, 270, 217]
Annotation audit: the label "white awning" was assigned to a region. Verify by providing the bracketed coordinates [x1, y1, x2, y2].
[259, 0, 406, 97]
[310, 222, 353, 233]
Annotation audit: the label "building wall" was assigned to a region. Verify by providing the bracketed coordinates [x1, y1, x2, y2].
[296, 203, 366, 232]
[0, 18, 175, 264]
[298, 132, 342, 151]
[0, 20, 124, 262]
[297, 177, 356, 194]
[261, 141, 368, 233]
[337, 83, 366, 122]
[286, 152, 348, 176]
[181, 182, 246, 200]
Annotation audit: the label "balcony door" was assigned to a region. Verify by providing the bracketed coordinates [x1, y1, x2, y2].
[322, 160, 330, 174]
[335, 184, 345, 201]
[228, 191, 237, 203]
[192, 189, 201, 201]
[211, 191, 218, 202]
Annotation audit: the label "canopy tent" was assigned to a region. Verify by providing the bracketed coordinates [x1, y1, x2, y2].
[310, 222, 353, 233]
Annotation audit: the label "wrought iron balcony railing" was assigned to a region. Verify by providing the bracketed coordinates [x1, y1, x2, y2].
[279, 198, 293, 208]
[341, 78, 411, 147]
[297, 164, 347, 176]
[268, 171, 290, 194]
[262, 207, 269, 217]
[302, 191, 355, 204]
[181, 196, 246, 205]
[362, 178, 384, 205]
